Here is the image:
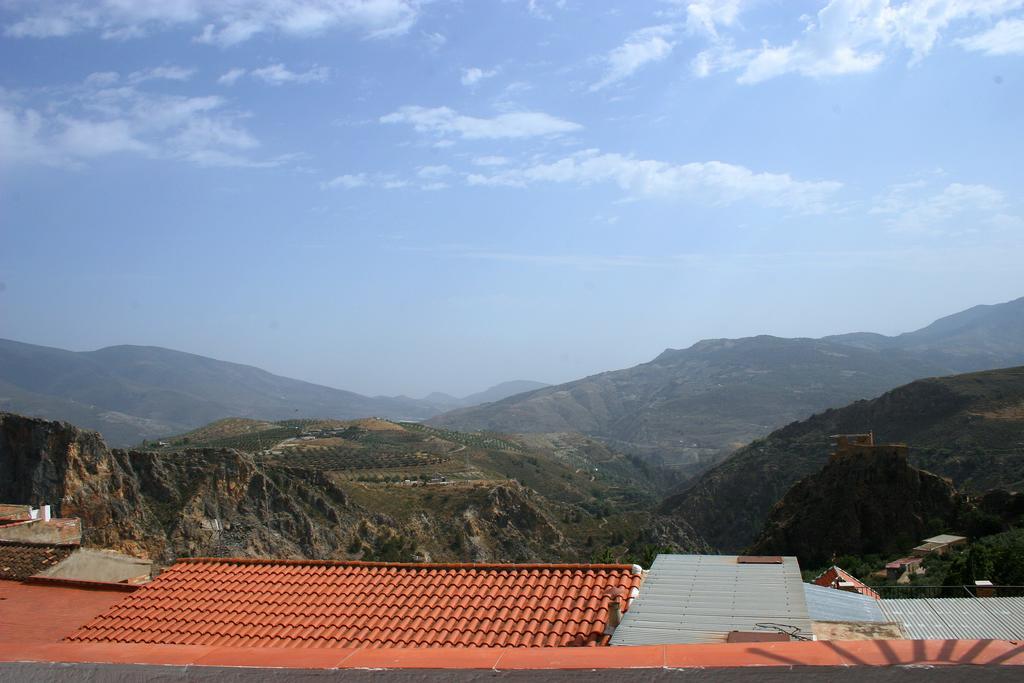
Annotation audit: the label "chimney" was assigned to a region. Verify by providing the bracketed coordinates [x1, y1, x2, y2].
[975, 580, 995, 598]
[607, 601, 622, 628]
[42, 505, 51, 522]
[604, 586, 628, 630]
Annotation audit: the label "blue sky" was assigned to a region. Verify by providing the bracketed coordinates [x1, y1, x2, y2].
[1, 0, 1022, 397]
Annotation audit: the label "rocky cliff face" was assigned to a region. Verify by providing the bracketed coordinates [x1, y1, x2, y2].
[0, 412, 360, 563]
[0, 412, 698, 567]
[747, 445, 966, 567]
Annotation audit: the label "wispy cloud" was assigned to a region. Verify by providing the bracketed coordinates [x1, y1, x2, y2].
[871, 180, 1020, 234]
[218, 68, 247, 86]
[472, 155, 510, 166]
[321, 169, 444, 191]
[322, 173, 370, 189]
[673, 0, 746, 38]
[591, 25, 676, 91]
[416, 164, 452, 179]
[0, 72, 284, 169]
[461, 67, 498, 86]
[127, 66, 196, 84]
[217, 63, 330, 86]
[380, 105, 581, 140]
[4, 0, 421, 44]
[956, 17, 1024, 55]
[252, 64, 331, 85]
[465, 149, 842, 213]
[422, 30, 446, 50]
[405, 244, 660, 270]
[525, 0, 566, 21]
[692, 0, 1024, 84]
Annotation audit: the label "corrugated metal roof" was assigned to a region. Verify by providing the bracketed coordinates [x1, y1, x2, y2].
[610, 554, 812, 646]
[922, 534, 966, 545]
[803, 583, 886, 623]
[879, 597, 1024, 640]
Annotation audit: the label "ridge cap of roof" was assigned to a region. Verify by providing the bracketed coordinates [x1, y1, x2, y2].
[22, 576, 140, 592]
[175, 557, 636, 571]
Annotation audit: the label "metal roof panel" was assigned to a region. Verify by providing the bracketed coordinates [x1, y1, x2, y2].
[610, 554, 812, 646]
[879, 598, 1024, 640]
[803, 583, 886, 623]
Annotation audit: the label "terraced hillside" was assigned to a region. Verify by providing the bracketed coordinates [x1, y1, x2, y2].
[3, 412, 704, 567]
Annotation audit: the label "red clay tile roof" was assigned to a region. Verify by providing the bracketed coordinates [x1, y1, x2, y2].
[0, 542, 74, 581]
[812, 566, 881, 600]
[66, 558, 642, 649]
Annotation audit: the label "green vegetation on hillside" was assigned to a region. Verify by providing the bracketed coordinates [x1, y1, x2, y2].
[664, 366, 1024, 552]
[117, 413, 704, 564]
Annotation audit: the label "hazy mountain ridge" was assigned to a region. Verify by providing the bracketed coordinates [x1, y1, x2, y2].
[824, 297, 1024, 370]
[662, 365, 1024, 553]
[429, 297, 1024, 468]
[0, 338, 544, 446]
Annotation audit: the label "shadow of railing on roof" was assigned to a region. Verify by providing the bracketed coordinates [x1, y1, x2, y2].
[746, 638, 1024, 668]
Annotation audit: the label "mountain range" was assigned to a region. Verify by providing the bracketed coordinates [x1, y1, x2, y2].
[1, 296, 1020, 456]
[0, 338, 545, 446]
[429, 297, 1024, 470]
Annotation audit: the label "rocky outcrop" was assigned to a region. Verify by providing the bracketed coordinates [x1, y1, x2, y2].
[0, 412, 357, 563]
[663, 366, 1024, 552]
[747, 445, 966, 567]
[1, 412, 701, 567]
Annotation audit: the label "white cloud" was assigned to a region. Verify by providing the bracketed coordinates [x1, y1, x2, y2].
[422, 30, 446, 50]
[871, 180, 1017, 233]
[321, 170, 443, 190]
[416, 164, 452, 178]
[84, 71, 120, 87]
[127, 65, 196, 84]
[4, 0, 421, 44]
[670, 0, 746, 38]
[460, 67, 498, 86]
[249, 63, 331, 85]
[218, 68, 247, 85]
[323, 173, 369, 189]
[693, 0, 1024, 84]
[466, 149, 842, 212]
[957, 17, 1024, 54]
[591, 25, 676, 91]
[525, 0, 566, 20]
[380, 106, 581, 140]
[0, 107, 61, 166]
[217, 64, 330, 86]
[472, 155, 510, 166]
[55, 118, 151, 157]
[0, 74, 279, 169]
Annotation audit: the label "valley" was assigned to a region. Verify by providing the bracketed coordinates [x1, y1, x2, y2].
[1, 296, 1022, 573]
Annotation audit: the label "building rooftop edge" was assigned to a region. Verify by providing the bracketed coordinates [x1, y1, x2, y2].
[0, 638, 1020, 670]
[176, 557, 639, 571]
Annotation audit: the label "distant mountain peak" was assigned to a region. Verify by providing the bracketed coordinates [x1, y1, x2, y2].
[430, 297, 1024, 467]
